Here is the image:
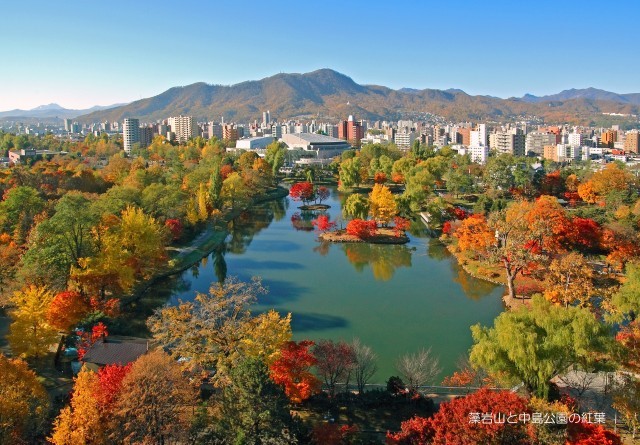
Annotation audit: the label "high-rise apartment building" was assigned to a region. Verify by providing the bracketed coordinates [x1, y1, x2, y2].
[168, 115, 197, 144]
[262, 110, 271, 126]
[489, 129, 525, 156]
[470, 124, 487, 148]
[394, 128, 416, 150]
[123, 118, 140, 153]
[139, 126, 153, 148]
[624, 130, 640, 153]
[601, 130, 617, 147]
[222, 124, 239, 142]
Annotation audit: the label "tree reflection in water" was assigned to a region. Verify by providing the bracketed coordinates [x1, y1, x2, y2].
[341, 243, 413, 281]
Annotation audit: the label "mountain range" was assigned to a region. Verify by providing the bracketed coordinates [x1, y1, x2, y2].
[0, 103, 127, 120]
[31, 69, 640, 125]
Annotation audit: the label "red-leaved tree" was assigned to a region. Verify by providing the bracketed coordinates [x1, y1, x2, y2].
[387, 388, 531, 445]
[346, 219, 377, 239]
[97, 363, 133, 408]
[165, 218, 183, 241]
[289, 182, 316, 205]
[312, 215, 337, 233]
[269, 340, 321, 404]
[374, 172, 387, 184]
[313, 340, 356, 398]
[393, 216, 411, 237]
[77, 322, 109, 359]
[566, 421, 621, 445]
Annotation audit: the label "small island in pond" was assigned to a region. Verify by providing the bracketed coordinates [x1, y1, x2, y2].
[299, 203, 331, 211]
[319, 227, 409, 244]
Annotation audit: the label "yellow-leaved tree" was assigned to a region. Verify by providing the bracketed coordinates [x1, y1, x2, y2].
[8, 285, 58, 359]
[0, 354, 49, 444]
[369, 184, 397, 226]
[70, 206, 166, 301]
[49, 368, 105, 445]
[543, 252, 597, 308]
[148, 276, 291, 385]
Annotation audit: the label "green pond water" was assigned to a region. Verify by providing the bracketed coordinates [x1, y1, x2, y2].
[156, 189, 505, 383]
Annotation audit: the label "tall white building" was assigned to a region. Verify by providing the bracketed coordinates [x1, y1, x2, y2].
[168, 115, 197, 144]
[469, 124, 489, 163]
[470, 124, 487, 148]
[568, 133, 582, 148]
[470, 145, 490, 164]
[123, 118, 140, 153]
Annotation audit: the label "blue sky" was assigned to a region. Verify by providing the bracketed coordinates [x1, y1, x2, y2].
[1, 0, 638, 110]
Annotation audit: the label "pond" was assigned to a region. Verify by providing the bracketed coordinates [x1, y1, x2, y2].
[150, 188, 504, 383]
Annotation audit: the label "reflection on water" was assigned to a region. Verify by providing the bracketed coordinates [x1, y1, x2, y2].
[138, 189, 504, 380]
[341, 243, 413, 281]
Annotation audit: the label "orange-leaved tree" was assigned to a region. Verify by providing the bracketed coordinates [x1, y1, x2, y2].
[269, 340, 321, 404]
[453, 214, 495, 257]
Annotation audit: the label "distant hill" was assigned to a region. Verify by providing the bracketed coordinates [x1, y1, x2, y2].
[77, 69, 640, 125]
[518, 88, 640, 106]
[0, 103, 127, 120]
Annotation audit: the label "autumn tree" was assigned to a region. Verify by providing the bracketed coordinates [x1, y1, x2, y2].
[221, 171, 251, 209]
[111, 350, 196, 444]
[71, 207, 167, 301]
[0, 354, 49, 445]
[453, 213, 495, 257]
[270, 340, 321, 404]
[289, 181, 316, 205]
[544, 252, 597, 308]
[313, 340, 356, 397]
[396, 348, 442, 394]
[470, 296, 612, 398]
[351, 338, 378, 394]
[148, 276, 291, 384]
[49, 368, 105, 445]
[489, 201, 549, 298]
[8, 285, 58, 360]
[601, 222, 640, 270]
[346, 219, 377, 239]
[566, 217, 602, 253]
[47, 290, 91, 331]
[312, 214, 336, 233]
[387, 388, 531, 445]
[369, 184, 397, 226]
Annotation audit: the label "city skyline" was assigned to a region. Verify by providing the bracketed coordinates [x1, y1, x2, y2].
[2, 0, 639, 111]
